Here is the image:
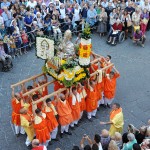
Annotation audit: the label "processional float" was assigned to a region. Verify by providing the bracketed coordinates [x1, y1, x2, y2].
[10, 25, 114, 113]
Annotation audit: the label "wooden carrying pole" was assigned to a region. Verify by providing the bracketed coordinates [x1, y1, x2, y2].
[11, 73, 44, 88]
[32, 63, 114, 105]
[22, 80, 55, 97]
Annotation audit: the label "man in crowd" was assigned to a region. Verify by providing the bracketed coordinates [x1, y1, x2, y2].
[100, 103, 124, 137]
[32, 139, 47, 150]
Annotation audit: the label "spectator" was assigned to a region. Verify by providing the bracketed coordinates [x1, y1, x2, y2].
[113, 132, 122, 149]
[135, 126, 146, 144]
[108, 140, 119, 150]
[2, 6, 12, 34]
[145, 127, 150, 139]
[132, 29, 146, 47]
[141, 139, 150, 150]
[122, 133, 137, 150]
[21, 29, 29, 54]
[26, 0, 37, 9]
[100, 129, 111, 150]
[32, 139, 47, 150]
[132, 143, 141, 150]
[1, 0, 10, 9]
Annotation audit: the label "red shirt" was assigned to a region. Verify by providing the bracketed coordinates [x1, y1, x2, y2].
[112, 23, 122, 31]
[21, 33, 28, 44]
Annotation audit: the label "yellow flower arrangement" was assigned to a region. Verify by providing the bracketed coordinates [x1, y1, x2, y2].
[73, 73, 86, 82]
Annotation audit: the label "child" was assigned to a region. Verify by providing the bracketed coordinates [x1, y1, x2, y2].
[21, 29, 28, 54]
[9, 36, 16, 58]
[12, 29, 22, 56]
[3, 35, 10, 54]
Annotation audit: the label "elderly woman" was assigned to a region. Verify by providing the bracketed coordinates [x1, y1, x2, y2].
[108, 140, 119, 150]
[113, 132, 122, 149]
[100, 129, 111, 150]
[97, 7, 107, 36]
[135, 126, 146, 144]
[122, 133, 137, 150]
[107, 19, 123, 45]
[87, 6, 97, 27]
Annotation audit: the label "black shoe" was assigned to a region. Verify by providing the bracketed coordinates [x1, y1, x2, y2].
[64, 131, 72, 135]
[70, 126, 75, 130]
[27, 144, 32, 149]
[52, 138, 59, 141]
[107, 104, 111, 108]
[97, 107, 100, 111]
[60, 133, 63, 138]
[48, 141, 52, 145]
[93, 116, 98, 119]
[74, 124, 79, 127]
[88, 118, 93, 122]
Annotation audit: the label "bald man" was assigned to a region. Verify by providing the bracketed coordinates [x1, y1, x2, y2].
[11, 89, 25, 136]
[32, 139, 47, 150]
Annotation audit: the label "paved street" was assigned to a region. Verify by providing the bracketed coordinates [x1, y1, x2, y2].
[0, 33, 150, 150]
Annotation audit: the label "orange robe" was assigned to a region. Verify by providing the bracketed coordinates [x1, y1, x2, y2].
[12, 98, 21, 126]
[104, 73, 120, 99]
[34, 114, 50, 143]
[89, 63, 98, 74]
[78, 89, 86, 111]
[85, 87, 98, 112]
[68, 95, 81, 121]
[54, 81, 64, 91]
[100, 59, 112, 74]
[43, 106, 58, 133]
[95, 83, 102, 101]
[56, 100, 73, 126]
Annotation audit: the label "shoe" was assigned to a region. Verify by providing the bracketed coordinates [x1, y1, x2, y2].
[70, 126, 75, 130]
[97, 107, 100, 111]
[52, 138, 59, 141]
[74, 124, 79, 127]
[27, 144, 32, 149]
[141, 44, 144, 48]
[93, 116, 98, 119]
[60, 133, 63, 138]
[64, 131, 72, 135]
[88, 118, 93, 122]
[48, 141, 52, 145]
[107, 104, 111, 108]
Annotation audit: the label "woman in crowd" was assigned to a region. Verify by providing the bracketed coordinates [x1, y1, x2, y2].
[97, 7, 107, 36]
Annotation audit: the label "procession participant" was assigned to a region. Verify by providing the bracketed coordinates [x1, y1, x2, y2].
[11, 88, 25, 136]
[100, 103, 124, 137]
[32, 139, 47, 150]
[33, 108, 50, 146]
[55, 93, 73, 138]
[95, 71, 104, 110]
[100, 55, 112, 74]
[103, 66, 120, 108]
[77, 83, 87, 119]
[20, 108, 35, 147]
[34, 74, 48, 97]
[43, 98, 59, 141]
[85, 79, 98, 121]
[54, 81, 64, 92]
[69, 86, 81, 129]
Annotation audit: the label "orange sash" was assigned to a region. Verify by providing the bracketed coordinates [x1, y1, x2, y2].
[110, 108, 122, 120]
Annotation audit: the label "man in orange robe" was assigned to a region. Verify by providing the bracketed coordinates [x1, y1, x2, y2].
[85, 80, 98, 121]
[69, 87, 81, 129]
[55, 93, 73, 138]
[77, 83, 87, 119]
[34, 108, 50, 146]
[100, 55, 112, 74]
[11, 92, 25, 136]
[104, 66, 120, 108]
[54, 81, 64, 91]
[43, 98, 59, 141]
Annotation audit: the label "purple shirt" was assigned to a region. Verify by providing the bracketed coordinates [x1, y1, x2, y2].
[133, 31, 143, 39]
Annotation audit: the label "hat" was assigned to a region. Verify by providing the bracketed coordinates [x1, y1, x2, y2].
[33, 21, 37, 25]
[36, 12, 41, 15]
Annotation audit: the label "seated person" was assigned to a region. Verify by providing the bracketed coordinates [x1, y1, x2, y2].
[62, 15, 73, 32]
[0, 39, 13, 71]
[133, 29, 146, 48]
[107, 19, 123, 45]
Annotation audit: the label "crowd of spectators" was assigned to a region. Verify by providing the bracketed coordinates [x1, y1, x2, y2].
[70, 120, 150, 150]
[0, 0, 149, 70]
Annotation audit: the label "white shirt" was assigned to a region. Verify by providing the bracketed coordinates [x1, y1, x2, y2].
[74, 8, 80, 21]
[0, 16, 4, 26]
[59, 8, 66, 19]
[26, 1, 37, 8]
[101, 1, 108, 8]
